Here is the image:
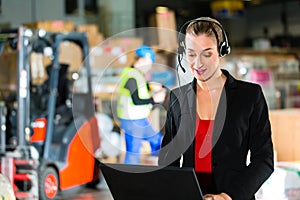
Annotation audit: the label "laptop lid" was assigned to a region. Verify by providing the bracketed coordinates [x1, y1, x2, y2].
[99, 162, 204, 200]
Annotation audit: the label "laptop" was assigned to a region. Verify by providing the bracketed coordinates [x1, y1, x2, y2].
[98, 162, 204, 200]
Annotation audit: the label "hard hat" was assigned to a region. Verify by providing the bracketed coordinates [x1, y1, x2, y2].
[135, 45, 156, 62]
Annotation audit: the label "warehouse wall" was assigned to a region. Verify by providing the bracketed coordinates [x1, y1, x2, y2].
[98, 0, 135, 37]
[0, 0, 135, 37]
[0, 0, 33, 27]
[246, 1, 300, 38]
[0, 0, 98, 28]
[34, 0, 65, 21]
[216, 1, 300, 47]
[0, 0, 299, 44]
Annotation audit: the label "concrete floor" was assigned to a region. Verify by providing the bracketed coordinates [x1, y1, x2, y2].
[56, 155, 158, 200]
[57, 178, 114, 200]
[58, 188, 113, 200]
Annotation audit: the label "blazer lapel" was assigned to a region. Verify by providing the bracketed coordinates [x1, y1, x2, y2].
[222, 69, 237, 108]
[187, 79, 197, 121]
[178, 80, 196, 167]
[212, 69, 238, 160]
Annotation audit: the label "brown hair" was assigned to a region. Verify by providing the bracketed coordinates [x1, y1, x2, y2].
[186, 17, 224, 46]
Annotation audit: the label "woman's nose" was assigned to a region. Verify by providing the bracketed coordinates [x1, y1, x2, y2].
[194, 56, 203, 68]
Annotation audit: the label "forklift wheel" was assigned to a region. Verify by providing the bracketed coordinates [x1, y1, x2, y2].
[39, 167, 59, 200]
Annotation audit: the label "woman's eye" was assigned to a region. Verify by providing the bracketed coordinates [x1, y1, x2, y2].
[187, 54, 196, 57]
[203, 53, 211, 58]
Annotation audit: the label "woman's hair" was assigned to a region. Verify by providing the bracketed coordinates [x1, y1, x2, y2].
[186, 18, 224, 46]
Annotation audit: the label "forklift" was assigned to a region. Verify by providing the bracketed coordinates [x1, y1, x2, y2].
[0, 27, 101, 200]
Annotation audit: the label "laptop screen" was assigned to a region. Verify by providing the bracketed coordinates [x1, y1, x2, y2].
[99, 162, 204, 200]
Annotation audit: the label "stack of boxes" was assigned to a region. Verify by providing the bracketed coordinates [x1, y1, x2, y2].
[0, 50, 17, 93]
[76, 24, 104, 47]
[23, 20, 75, 33]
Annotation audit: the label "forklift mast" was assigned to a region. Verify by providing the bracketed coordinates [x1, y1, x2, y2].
[0, 28, 18, 153]
[17, 27, 32, 149]
[0, 26, 40, 200]
[42, 31, 93, 160]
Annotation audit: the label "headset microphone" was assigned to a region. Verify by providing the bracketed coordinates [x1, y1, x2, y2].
[179, 63, 186, 73]
[177, 46, 186, 73]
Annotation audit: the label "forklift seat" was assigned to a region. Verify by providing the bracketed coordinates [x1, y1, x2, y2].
[40, 63, 70, 110]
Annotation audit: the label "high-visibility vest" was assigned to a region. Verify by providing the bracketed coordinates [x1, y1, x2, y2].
[117, 67, 152, 120]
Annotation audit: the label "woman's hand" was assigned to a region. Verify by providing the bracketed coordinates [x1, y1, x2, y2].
[204, 193, 232, 200]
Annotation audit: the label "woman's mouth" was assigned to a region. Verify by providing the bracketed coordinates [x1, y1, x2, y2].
[194, 68, 206, 75]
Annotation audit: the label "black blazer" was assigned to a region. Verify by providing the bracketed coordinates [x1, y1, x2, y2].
[158, 69, 274, 200]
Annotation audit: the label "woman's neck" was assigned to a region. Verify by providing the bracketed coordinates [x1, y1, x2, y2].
[197, 70, 226, 92]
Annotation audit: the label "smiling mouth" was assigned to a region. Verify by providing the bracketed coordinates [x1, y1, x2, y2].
[194, 68, 206, 75]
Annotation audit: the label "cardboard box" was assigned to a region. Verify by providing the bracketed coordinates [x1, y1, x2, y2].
[89, 37, 143, 69]
[24, 20, 74, 33]
[269, 109, 300, 161]
[30, 53, 48, 85]
[58, 41, 83, 72]
[149, 9, 177, 51]
[77, 24, 99, 35]
[0, 54, 10, 86]
[76, 24, 104, 47]
[0, 51, 17, 91]
[30, 41, 83, 85]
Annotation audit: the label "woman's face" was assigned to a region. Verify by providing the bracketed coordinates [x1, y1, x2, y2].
[185, 33, 221, 82]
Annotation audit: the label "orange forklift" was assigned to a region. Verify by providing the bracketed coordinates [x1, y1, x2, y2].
[0, 27, 101, 200]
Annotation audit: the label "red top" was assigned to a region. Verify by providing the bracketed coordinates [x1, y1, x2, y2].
[194, 114, 214, 173]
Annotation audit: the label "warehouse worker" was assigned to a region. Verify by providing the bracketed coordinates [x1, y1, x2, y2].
[117, 45, 166, 164]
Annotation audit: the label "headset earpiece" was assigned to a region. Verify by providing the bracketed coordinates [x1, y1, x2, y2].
[219, 41, 230, 57]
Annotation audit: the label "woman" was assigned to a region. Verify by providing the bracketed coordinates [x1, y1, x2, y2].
[158, 17, 274, 200]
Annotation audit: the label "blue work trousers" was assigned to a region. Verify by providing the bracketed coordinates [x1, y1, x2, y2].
[119, 118, 162, 164]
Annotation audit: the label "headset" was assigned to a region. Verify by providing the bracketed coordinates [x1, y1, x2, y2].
[177, 17, 231, 73]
